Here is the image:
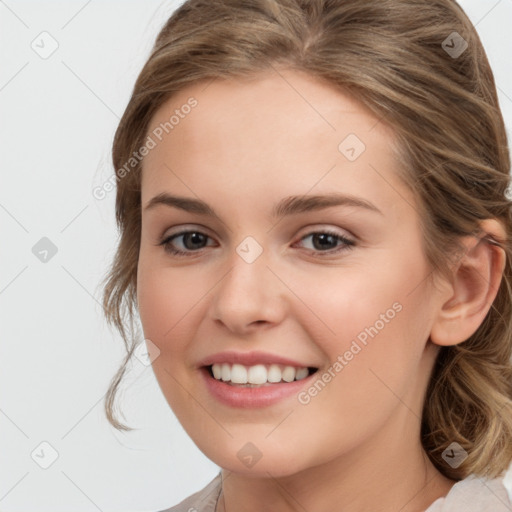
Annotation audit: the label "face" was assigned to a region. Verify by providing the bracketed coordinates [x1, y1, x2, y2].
[137, 67, 445, 477]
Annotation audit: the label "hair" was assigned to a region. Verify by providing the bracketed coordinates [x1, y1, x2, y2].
[101, 0, 512, 480]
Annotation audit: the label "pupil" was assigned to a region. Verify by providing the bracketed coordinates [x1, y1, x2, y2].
[185, 232, 206, 249]
[313, 233, 336, 250]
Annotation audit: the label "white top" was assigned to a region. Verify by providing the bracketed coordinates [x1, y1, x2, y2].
[160, 473, 512, 511]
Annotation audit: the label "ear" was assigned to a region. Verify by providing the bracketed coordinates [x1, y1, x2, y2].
[430, 219, 507, 347]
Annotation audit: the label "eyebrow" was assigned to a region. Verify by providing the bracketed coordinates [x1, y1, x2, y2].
[143, 192, 383, 218]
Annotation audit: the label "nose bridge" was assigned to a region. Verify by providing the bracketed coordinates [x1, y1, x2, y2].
[210, 238, 285, 331]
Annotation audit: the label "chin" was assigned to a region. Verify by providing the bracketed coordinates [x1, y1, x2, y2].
[196, 440, 313, 478]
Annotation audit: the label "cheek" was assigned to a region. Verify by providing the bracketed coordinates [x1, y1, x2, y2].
[136, 261, 204, 357]
[312, 256, 434, 389]
[307, 264, 415, 342]
[136, 262, 207, 413]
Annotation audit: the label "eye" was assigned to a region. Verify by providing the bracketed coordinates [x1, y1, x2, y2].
[158, 230, 215, 256]
[157, 228, 355, 257]
[295, 230, 355, 255]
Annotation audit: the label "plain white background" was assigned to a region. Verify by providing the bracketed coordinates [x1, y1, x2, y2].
[0, 1, 511, 511]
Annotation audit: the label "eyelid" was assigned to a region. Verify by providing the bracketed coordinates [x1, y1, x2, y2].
[292, 223, 357, 249]
[159, 223, 214, 240]
[295, 223, 354, 239]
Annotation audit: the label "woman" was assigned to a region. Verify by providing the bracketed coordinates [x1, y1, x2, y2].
[101, 0, 512, 510]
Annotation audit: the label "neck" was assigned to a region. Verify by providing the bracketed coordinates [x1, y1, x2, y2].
[217, 408, 455, 512]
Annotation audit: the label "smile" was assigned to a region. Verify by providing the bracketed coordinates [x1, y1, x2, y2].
[200, 364, 319, 408]
[209, 363, 316, 386]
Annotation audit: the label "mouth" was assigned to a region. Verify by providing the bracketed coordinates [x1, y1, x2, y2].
[205, 363, 318, 387]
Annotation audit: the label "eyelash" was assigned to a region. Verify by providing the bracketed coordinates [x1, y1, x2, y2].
[157, 228, 356, 257]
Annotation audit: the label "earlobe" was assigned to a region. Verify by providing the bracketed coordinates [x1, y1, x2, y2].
[430, 219, 507, 347]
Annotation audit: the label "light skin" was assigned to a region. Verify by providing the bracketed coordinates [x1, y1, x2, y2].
[136, 67, 506, 512]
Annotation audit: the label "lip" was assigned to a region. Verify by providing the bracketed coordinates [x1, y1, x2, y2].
[200, 368, 317, 408]
[196, 350, 314, 369]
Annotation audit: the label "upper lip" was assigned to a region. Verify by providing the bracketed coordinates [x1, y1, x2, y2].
[197, 350, 317, 369]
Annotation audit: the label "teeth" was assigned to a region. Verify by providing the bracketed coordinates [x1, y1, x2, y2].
[212, 364, 223, 380]
[295, 367, 309, 380]
[282, 366, 296, 382]
[221, 363, 231, 382]
[210, 363, 312, 385]
[231, 364, 247, 384]
[247, 364, 267, 385]
[267, 364, 282, 383]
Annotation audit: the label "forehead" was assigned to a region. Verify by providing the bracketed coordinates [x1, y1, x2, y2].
[141, 68, 413, 218]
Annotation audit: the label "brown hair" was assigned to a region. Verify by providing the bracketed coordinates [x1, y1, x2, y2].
[101, 0, 512, 480]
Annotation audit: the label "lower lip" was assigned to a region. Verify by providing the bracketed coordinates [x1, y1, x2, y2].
[200, 367, 317, 408]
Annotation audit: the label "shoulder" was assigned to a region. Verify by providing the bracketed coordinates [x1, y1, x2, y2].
[157, 473, 222, 512]
[161, 473, 222, 512]
[426, 475, 512, 512]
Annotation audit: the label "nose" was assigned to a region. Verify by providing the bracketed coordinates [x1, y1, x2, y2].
[209, 247, 287, 336]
